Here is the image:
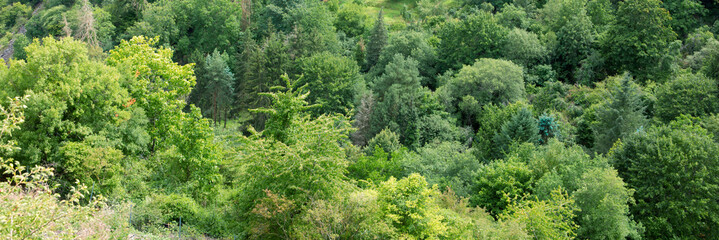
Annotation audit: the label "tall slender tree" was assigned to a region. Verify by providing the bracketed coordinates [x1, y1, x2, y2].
[201, 50, 235, 126]
[365, 9, 388, 72]
[592, 75, 647, 154]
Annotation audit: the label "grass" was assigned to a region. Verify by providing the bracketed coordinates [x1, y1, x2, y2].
[364, 0, 419, 25]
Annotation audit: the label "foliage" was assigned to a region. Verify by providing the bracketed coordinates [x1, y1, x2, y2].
[107, 36, 222, 201]
[501, 28, 547, 67]
[295, 51, 361, 116]
[126, 0, 243, 63]
[493, 107, 539, 154]
[377, 174, 448, 239]
[438, 58, 525, 128]
[655, 71, 718, 122]
[191, 49, 235, 125]
[602, 0, 677, 81]
[334, 2, 369, 38]
[610, 117, 719, 239]
[471, 157, 534, 216]
[592, 75, 647, 154]
[366, 128, 402, 154]
[401, 141, 479, 197]
[500, 188, 578, 240]
[366, 9, 388, 71]
[437, 12, 507, 72]
[233, 78, 352, 236]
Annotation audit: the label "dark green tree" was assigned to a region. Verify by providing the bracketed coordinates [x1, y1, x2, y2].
[553, 14, 595, 83]
[592, 75, 647, 154]
[610, 117, 719, 239]
[602, 0, 677, 81]
[365, 9, 388, 71]
[655, 72, 718, 122]
[437, 12, 507, 72]
[199, 50, 235, 126]
[493, 107, 540, 154]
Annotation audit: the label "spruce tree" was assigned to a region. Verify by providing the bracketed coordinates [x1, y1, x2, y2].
[493, 107, 539, 155]
[365, 9, 388, 72]
[592, 74, 647, 154]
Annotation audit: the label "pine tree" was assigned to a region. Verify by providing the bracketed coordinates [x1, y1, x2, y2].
[365, 10, 387, 72]
[592, 74, 647, 154]
[202, 49, 235, 126]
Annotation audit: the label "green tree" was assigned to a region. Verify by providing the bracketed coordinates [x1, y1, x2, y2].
[233, 76, 353, 237]
[437, 12, 507, 72]
[377, 174, 448, 239]
[236, 33, 292, 130]
[372, 30, 438, 88]
[334, 2, 369, 38]
[196, 50, 235, 126]
[295, 51, 361, 116]
[655, 71, 718, 122]
[370, 54, 425, 146]
[0, 37, 135, 196]
[610, 117, 719, 239]
[471, 157, 534, 216]
[602, 0, 677, 81]
[127, 0, 243, 63]
[500, 188, 578, 240]
[401, 141, 480, 197]
[501, 28, 547, 67]
[107, 36, 222, 201]
[438, 58, 525, 128]
[493, 107, 540, 154]
[365, 9, 388, 71]
[553, 14, 595, 83]
[662, 0, 707, 38]
[592, 75, 647, 154]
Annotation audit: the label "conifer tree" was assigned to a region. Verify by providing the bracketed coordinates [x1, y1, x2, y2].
[493, 107, 539, 154]
[365, 10, 387, 72]
[202, 50, 235, 126]
[592, 75, 647, 154]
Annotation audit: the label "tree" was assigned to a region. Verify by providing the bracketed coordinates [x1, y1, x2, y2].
[662, 0, 707, 38]
[471, 157, 534, 216]
[334, 2, 368, 38]
[493, 107, 540, 154]
[371, 30, 438, 88]
[610, 117, 719, 239]
[127, 0, 243, 63]
[401, 141, 480, 197]
[602, 0, 677, 81]
[107, 36, 222, 201]
[0, 37, 136, 196]
[295, 51, 361, 116]
[377, 174, 448, 239]
[199, 50, 235, 126]
[365, 9, 388, 71]
[527, 140, 641, 240]
[501, 28, 547, 68]
[655, 72, 718, 122]
[592, 75, 647, 154]
[370, 55, 425, 146]
[553, 14, 595, 83]
[438, 58, 525, 128]
[437, 12, 507, 72]
[236, 33, 292, 130]
[500, 188, 578, 240]
[233, 76, 352, 237]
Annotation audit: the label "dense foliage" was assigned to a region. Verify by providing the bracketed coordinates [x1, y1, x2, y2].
[2, 0, 719, 238]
